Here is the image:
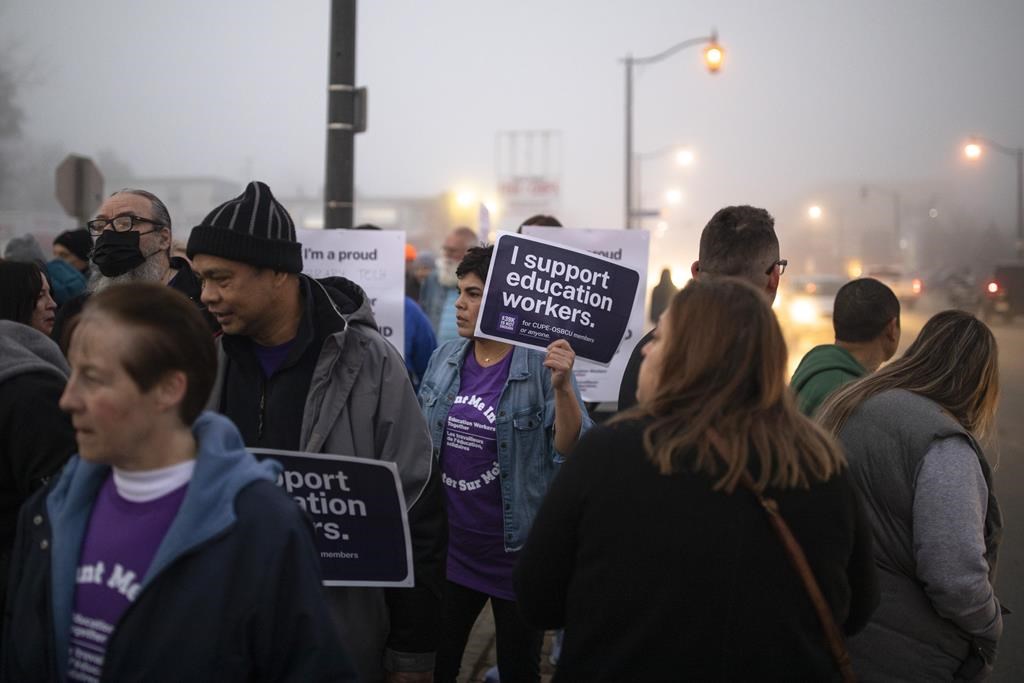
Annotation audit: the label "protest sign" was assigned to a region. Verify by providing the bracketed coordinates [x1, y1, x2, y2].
[251, 448, 414, 587]
[475, 232, 639, 364]
[521, 226, 650, 401]
[298, 228, 405, 355]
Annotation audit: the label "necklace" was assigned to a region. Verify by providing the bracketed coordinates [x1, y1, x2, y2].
[476, 343, 510, 366]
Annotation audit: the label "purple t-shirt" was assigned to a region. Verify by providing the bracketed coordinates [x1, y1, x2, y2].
[68, 475, 187, 682]
[253, 338, 296, 378]
[441, 347, 516, 600]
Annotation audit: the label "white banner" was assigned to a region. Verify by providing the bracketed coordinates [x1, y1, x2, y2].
[521, 227, 650, 402]
[298, 228, 405, 355]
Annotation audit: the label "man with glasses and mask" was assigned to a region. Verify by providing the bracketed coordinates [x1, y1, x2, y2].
[52, 189, 216, 346]
[618, 205, 786, 410]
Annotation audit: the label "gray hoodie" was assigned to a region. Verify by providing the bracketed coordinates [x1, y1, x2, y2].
[0, 320, 69, 383]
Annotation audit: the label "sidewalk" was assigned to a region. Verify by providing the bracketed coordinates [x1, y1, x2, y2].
[457, 605, 556, 682]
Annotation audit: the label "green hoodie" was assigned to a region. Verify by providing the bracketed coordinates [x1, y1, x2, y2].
[790, 344, 867, 417]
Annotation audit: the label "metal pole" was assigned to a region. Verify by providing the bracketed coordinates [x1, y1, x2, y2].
[1017, 147, 1023, 260]
[624, 55, 633, 230]
[635, 154, 642, 228]
[324, 0, 356, 229]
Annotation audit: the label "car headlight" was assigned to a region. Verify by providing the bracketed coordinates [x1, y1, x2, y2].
[789, 298, 819, 325]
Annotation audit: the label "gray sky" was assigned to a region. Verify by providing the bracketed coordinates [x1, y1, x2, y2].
[4, 0, 1024, 262]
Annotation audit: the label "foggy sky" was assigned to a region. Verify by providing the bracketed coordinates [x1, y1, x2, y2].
[3, 0, 1023, 258]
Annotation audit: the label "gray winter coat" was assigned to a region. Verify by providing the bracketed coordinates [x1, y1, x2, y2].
[208, 276, 442, 682]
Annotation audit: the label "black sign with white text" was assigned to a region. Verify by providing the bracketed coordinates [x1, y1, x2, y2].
[475, 233, 639, 364]
[251, 448, 413, 587]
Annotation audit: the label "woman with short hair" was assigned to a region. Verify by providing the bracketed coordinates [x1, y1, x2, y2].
[516, 277, 878, 681]
[418, 245, 591, 683]
[818, 310, 1002, 681]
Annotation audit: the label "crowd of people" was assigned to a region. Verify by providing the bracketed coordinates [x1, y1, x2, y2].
[0, 183, 1004, 682]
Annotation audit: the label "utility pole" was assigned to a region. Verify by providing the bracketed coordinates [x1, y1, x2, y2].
[324, 0, 363, 229]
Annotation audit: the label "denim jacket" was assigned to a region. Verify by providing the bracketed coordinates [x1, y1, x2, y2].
[418, 338, 593, 551]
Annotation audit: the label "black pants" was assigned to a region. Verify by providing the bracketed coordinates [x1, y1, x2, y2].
[434, 580, 544, 683]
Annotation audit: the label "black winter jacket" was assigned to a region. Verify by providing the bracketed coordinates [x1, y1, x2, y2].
[0, 321, 76, 610]
[516, 418, 879, 682]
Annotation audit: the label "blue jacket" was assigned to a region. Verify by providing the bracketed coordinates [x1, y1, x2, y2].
[417, 339, 593, 551]
[404, 296, 437, 387]
[1, 412, 355, 682]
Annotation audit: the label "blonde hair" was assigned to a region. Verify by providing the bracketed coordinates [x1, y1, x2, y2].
[617, 278, 845, 491]
[817, 309, 1000, 442]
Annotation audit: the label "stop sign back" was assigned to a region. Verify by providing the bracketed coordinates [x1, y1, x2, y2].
[55, 154, 104, 222]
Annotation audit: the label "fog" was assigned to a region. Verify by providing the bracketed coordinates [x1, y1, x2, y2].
[2, 0, 1023, 277]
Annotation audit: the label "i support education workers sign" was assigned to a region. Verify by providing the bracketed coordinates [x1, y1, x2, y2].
[475, 232, 640, 364]
[521, 226, 649, 401]
[298, 228, 405, 356]
[251, 448, 414, 587]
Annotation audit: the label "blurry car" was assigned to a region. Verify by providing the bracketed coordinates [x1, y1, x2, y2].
[982, 263, 1024, 323]
[778, 275, 848, 328]
[864, 266, 923, 309]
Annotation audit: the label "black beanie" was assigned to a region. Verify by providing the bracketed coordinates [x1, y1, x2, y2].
[186, 181, 303, 273]
[53, 228, 93, 262]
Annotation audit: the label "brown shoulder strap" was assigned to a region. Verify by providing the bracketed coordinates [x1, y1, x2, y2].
[707, 430, 856, 683]
[737, 470, 856, 682]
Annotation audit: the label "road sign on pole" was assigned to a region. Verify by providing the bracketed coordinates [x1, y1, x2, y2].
[55, 154, 104, 224]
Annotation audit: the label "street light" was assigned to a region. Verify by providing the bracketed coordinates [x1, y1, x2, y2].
[623, 30, 722, 229]
[455, 189, 477, 208]
[963, 135, 1024, 259]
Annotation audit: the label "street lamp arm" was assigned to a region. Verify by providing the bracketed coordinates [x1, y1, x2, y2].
[628, 34, 717, 66]
[635, 143, 688, 161]
[971, 135, 1023, 158]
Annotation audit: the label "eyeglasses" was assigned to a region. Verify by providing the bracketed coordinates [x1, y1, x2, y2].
[765, 259, 788, 276]
[87, 215, 165, 236]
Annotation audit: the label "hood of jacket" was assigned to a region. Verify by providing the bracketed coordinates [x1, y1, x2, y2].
[0, 319, 69, 384]
[307, 274, 379, 334]
[46, 411, 280, 675]
[790, 344, 866, 393]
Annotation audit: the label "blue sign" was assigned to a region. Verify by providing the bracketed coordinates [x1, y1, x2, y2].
[476, 233, 640, 364]
[251, 448, 413, 587]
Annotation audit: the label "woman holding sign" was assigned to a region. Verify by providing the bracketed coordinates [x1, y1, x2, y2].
[515, 278, 878, 681]
[418, 245, 591, 683]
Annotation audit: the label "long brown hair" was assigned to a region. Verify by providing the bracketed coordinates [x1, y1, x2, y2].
[817, 309, 999, 441]
[618, 278, 845, 491]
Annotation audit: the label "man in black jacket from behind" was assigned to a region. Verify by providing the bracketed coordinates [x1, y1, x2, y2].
[1, 283, 353, 682]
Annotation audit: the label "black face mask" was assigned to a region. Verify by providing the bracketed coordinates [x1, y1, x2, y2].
[91, 230, 148, 277]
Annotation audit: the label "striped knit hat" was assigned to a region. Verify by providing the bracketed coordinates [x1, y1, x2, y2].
[186, 181, 302, 273]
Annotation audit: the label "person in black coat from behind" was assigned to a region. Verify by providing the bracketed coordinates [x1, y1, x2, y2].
[516, 278, 879, 682]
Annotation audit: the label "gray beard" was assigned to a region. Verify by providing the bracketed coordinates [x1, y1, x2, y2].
[88, 256, 169, 293]
[436, 258, 459, 288]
